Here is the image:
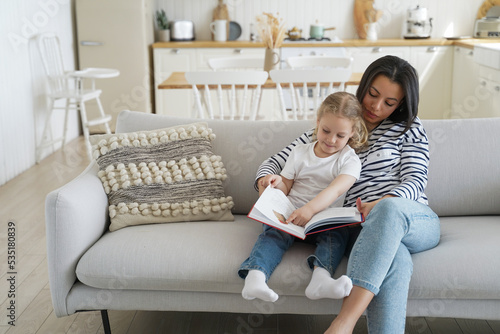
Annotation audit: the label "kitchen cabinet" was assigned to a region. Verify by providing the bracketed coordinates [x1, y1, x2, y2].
[451, 46, 484, 119]
[347, 46, 412, 73]
[154, 48, 196, 118]
[195, 48, 264, 69]
[410, 46, 453, 119]
[475, 65, 500, 118]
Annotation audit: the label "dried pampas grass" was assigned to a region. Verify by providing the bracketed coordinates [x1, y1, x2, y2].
[256, 12, 286, 49]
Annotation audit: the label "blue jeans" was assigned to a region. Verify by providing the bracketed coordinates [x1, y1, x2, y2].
[347, 197, 440, 334]
[238, 224, 349, 281]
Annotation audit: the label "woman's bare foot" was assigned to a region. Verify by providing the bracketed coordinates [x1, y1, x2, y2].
[323, 286, 375, 334]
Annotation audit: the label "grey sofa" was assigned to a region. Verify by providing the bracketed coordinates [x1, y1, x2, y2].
[46, 110, 500, 332]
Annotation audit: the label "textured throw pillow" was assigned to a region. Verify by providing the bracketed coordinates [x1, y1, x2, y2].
[90, 122, 234, 232]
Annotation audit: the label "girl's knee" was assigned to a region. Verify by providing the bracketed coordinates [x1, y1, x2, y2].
[262, 227, 295, 246]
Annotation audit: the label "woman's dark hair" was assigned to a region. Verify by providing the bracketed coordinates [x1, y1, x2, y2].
[356, 55, 419, 134]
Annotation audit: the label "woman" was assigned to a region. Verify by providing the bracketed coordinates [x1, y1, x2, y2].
[255, 55, 441, 333]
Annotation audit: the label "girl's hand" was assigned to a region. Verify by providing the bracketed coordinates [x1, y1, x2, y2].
[287, 206, 314, 227]
[356, 197, 377, 218]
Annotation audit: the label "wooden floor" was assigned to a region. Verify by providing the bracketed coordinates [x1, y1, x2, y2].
[1, 137, 500, 334]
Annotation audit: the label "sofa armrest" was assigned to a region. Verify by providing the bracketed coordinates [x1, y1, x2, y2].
[45, 161, 109, 317]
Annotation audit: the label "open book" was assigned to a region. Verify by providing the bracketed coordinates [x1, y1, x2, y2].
[248, 185, 364, 240]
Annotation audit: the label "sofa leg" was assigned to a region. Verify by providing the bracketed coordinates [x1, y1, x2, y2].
[101, 310, 112, 334]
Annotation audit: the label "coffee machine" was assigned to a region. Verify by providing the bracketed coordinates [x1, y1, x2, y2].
[403, 5, 433, 39]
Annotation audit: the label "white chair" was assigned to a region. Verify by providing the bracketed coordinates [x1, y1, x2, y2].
[36, 33, 118, 162]
[206, 57, 266, 119]
[271, 56, 353, 120]
[185, 71, 268, 120]
[270, 68, 353, 120]
[207, 57, 265, 71]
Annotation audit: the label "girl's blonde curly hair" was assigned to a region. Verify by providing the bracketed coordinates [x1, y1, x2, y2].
[313, 91, 368, 151]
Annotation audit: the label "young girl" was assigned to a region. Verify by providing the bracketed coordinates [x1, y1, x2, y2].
[238, 91, 368, 302]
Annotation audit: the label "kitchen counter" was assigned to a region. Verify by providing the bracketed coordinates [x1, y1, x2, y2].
[152, 38, 500, 49]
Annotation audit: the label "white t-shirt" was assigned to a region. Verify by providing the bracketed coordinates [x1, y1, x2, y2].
[280, 142, 361, 209]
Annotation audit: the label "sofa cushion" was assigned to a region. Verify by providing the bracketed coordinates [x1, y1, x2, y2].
[115, 111, 315, 215]
[76, 215, 500, 301]
[410, 216, 500, 300]
[423, 118, 500, 216]
[89, 122, 234, 232]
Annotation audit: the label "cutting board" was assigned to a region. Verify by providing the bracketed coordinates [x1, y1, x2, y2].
[353, 0, 382, 39]
[212, 0, 229, 40]
[477, 0, 500, 19]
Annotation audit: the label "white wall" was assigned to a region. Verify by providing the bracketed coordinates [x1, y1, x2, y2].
[0, 0, 79, 186]
[157, 0, 484, 41]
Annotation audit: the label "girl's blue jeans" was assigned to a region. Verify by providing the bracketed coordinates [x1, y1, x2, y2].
[348, 197, 440, 334]
[238, 224, 349, 281]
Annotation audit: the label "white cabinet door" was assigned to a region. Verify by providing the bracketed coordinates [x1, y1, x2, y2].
[451, 47, 485, 119]
[476, 65, 500, 118]
[195, 48, 265, 69]
[154, 48, 196, 117]
[347, 46, 412, 73]
[410, 46, 453, 119]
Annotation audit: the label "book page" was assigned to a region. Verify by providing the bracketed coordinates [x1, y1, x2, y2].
[253, 186, 297, 225]
[308, 207, 360, 224]
[304, 207, 362, 233]
[248, 186, 309, 238]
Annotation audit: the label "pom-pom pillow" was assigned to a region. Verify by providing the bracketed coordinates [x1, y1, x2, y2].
[90, 122, 234, 232]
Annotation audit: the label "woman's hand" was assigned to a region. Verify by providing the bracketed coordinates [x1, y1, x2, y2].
[286, 205, 314, 227]
[356, 195, 396, 218]
[356, 197, 377, 218]
[263, 174, 282, 187]
[258, 175, 282, 195]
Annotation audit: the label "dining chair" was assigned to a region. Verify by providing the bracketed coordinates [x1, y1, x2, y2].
[271, 56, 353, 120]
[185, 70, 268, 120]
[206, 57, 267, 119]
[36, 32, 118, 162]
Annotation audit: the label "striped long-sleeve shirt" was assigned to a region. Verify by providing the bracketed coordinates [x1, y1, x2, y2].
[255, 117, 429, 207]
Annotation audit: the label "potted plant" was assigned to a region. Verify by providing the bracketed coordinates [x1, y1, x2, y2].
[156, 9, 170, 42]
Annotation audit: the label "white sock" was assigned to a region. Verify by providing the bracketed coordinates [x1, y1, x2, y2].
[242, 270, 279, 302]
[305, 267, 352, 300]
